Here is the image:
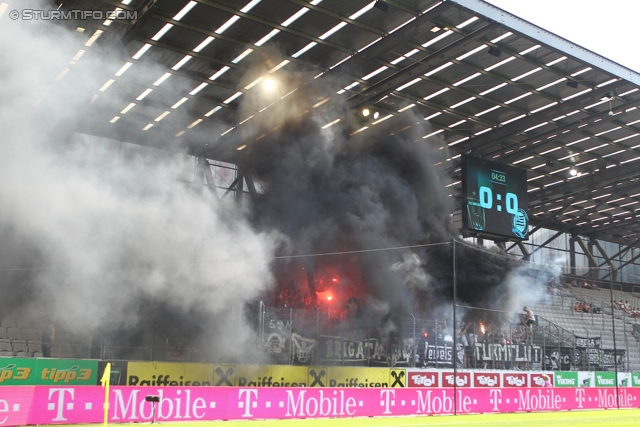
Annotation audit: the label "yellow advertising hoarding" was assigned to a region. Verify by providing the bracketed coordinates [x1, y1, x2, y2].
[322, 367, 393, 388]
[125, 362, 403, 388]
[127, 362, 213, 386]
[212, 365, 237, 386]
[236, 365, 309, 387]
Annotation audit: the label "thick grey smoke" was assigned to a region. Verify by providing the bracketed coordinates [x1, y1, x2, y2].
[0, 0, 559, 361]
[0, 1, 278, 361]
[234, 63, 458, 330]
[233, 55, 559, 334]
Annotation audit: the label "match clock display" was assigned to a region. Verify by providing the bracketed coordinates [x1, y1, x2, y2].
[461, 154, 529, 240]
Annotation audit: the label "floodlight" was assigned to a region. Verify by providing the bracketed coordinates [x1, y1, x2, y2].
[374, 0, 389, 11]
[569, 168, 578, 177]
[362, 108, 370, 117]
[263, 77, 276, 91]
[487, 46, 501, 57]
[601, 91, 615, 101]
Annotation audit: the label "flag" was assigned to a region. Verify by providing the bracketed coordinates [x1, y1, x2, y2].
[101, 363, 111, 427]
[101, 363, 111, 388]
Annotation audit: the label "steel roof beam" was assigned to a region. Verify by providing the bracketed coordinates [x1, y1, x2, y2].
[528, 161, 640, 206]
[602, 251, 640, 279]
[286, 0, 390, 36]
[495, 98, 640, 163]
[450, 0, 640, 85]
[466, 81, 628, 156]
[195, 0, 352, 54]
[347, 22, 499, 110]
[322, 1, 454, 79]
[573, 236, 599, 269]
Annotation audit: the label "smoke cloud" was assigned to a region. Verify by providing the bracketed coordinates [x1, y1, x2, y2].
[0, 1, 278, 361]
[0, 1, 560, 362]
[234, 53, 558, 335]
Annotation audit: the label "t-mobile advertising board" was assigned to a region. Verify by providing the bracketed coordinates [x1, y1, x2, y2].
[1, 385, 640, 425]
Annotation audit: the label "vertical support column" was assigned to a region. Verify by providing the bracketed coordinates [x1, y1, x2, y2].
[411, 313, 416, 368]
[197, 156, 220, 201]
[517, 241, 530, 261]
[588, 239, 597, 280]
[452, 240, 458, 415]
[575, 237, 598, 280]
[235, 168, 245, 203]
[193, 156, 204, 196]
[569, 234, 577, 276]
[304, 259, 317, 306]
[593, 240, 617, 281]
[244, 171, 260, 204]
[258, 301, 265, 365]
[609, 269, 620, 408]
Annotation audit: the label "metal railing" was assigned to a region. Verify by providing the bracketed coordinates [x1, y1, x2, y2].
[251, 304, 622, 371]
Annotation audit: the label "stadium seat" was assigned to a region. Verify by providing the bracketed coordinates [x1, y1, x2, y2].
[0, 328, 6, 339]
[21, 328, 37, 342]
[0, 351, 13, 357]
[15, 351, 30, 358]
[0, 318, 15, 329]
[15, 316, 32, 329]
[12, 342, 28, 354]
[0, 342, 12, 352]
[28, 342, 42, 355]
[7, 328, 22, 340]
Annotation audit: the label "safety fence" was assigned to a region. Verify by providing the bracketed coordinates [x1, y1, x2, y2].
[257, 303, 630, 372]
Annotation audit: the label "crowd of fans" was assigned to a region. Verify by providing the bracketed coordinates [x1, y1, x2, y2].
[574, 300, 602, 314]
[262, 273, 640, 347]
[612, 299, 640, 317]
[544, 276, 607, 315]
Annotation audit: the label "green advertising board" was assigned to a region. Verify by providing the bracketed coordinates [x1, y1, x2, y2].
[35, 359, 98, 385]
[555, 371, 579, 387]
[0, 358, 38, 385]
[0, 358, 99, 385]
[632, 373, 640, 386]
[594, 372, 616, 387]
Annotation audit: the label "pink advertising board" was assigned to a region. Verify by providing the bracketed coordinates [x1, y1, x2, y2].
[0, 387, 34, 426]
[1, 385, 639, 426]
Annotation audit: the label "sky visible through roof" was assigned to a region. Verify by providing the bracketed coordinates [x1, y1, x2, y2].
[487, 0, 639, 73]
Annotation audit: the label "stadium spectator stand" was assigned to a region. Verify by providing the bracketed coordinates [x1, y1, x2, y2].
[1, 281, 640, 371]
[532, 284, 640, 370]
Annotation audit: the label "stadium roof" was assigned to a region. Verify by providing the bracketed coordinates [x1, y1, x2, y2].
[49, 0, 640, 248]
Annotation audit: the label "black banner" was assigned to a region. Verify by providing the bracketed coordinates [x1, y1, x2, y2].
[424, 342, 455, 366]
[290, 333, 316, 365]
[545, 346, 626, 369]
[474, 342, 542, 365]
[316, 336, 414, 367]
[544, 347, 575, 370]
[601, 349, 626, 368]
[575, 336, 601, 349]
[261, 313, 292, 364]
